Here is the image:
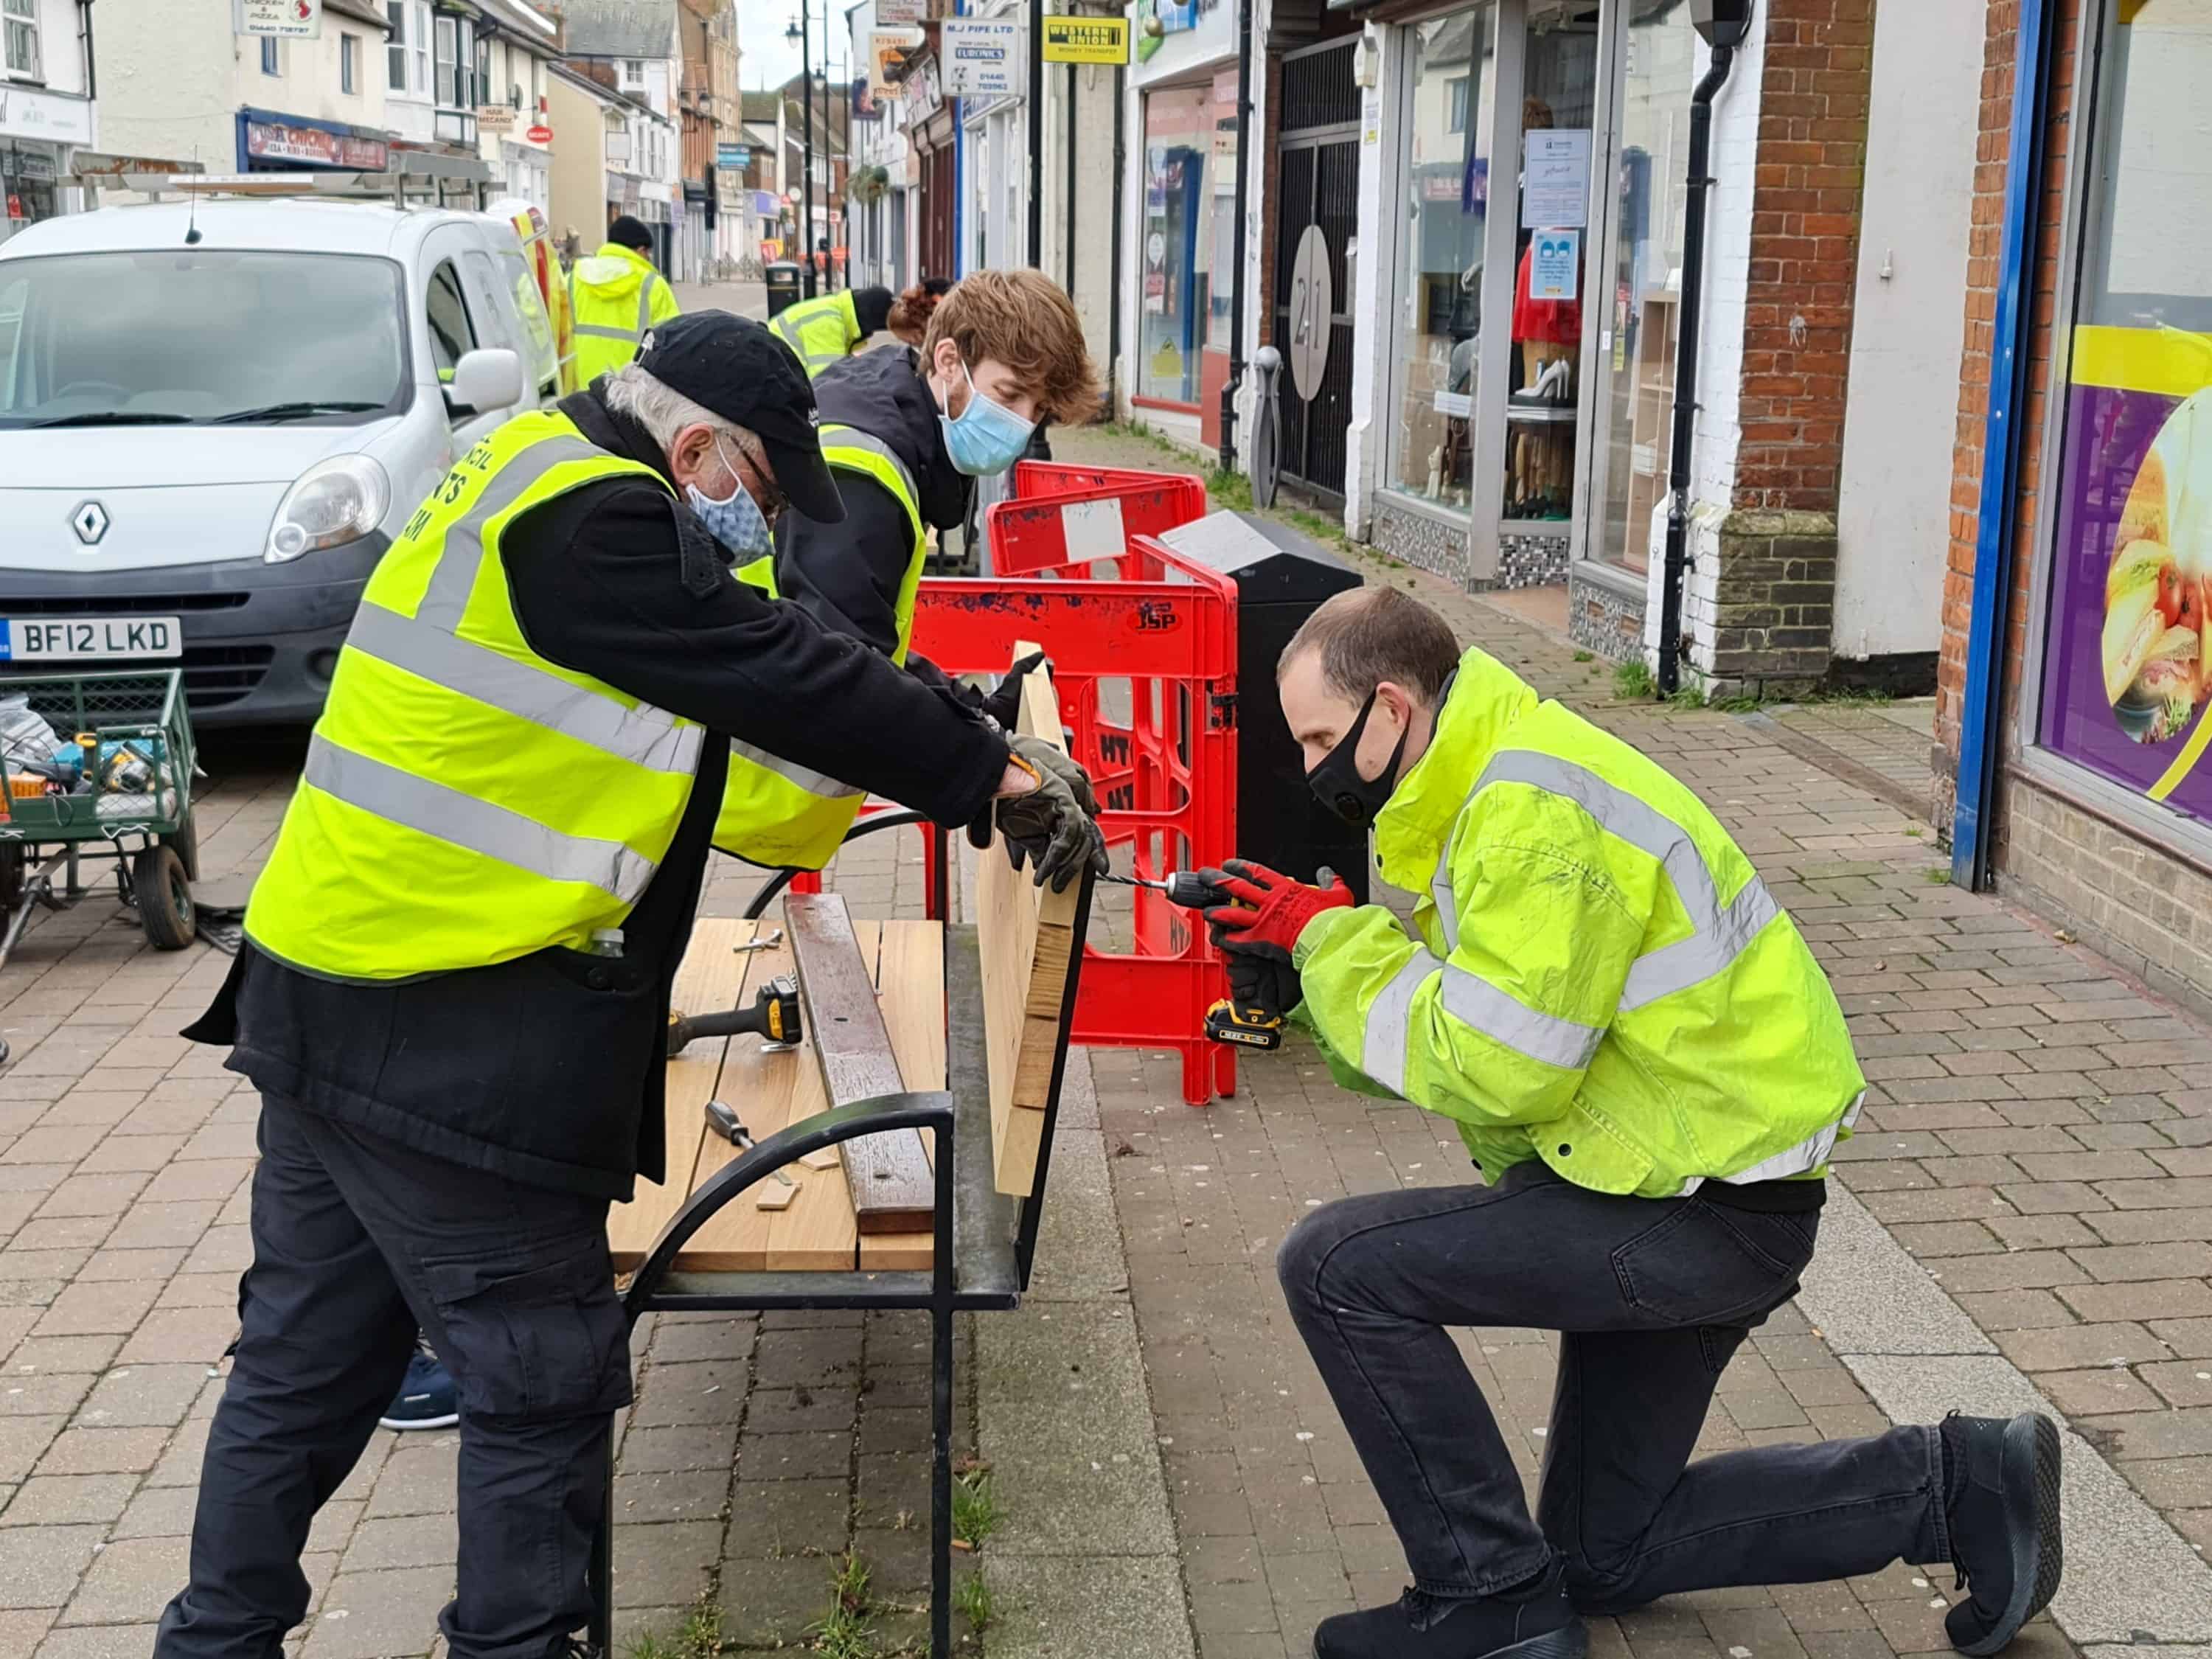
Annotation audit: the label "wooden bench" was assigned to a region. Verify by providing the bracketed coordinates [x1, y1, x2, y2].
[589, 651, 1092, 1659]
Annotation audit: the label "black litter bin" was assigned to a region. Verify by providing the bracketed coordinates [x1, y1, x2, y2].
[763, 262, 802, 319]
[1154, 512, 1368, 902]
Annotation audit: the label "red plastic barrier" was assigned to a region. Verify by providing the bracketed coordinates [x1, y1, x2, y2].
[984, 460, 1210, 578]
[913, 470, 1234, 1106]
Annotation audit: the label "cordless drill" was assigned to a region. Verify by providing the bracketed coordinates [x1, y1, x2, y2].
[1108, 872, 1289, 1051]
[665, 973, 803, 1057]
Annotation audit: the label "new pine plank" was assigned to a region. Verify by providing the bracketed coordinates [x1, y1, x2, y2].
[977, 643, 1083, 1197]
[608, 917, 759, 1272]
[859, 920, 945, 1273]
[787, 893, 937, 1234]
[761, 922, 883, 1271]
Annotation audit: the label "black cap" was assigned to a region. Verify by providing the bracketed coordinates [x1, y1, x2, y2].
[608, 214, 653, 252]
[637, 311, 843, 524]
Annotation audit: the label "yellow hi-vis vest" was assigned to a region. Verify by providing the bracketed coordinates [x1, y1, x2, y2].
[246, 410, 705, 979]
[566, 243, 680, 384]
[768, 291, 863, 378]
[712, 425, 928, 869]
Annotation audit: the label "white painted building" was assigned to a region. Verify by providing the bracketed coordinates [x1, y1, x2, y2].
[0, 0, 97, 246]
[560, 0, 684, 272]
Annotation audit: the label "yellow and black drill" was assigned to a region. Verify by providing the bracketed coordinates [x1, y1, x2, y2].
[1105, 871, 1289, 1051]
[665, 973, 803, 1057]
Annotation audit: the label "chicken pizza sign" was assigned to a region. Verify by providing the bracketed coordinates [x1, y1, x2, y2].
[2042, 328, 2212, 816]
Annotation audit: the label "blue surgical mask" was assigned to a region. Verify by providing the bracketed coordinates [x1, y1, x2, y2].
[938, 361, 1036, 477]
[686, 434, 773, 556]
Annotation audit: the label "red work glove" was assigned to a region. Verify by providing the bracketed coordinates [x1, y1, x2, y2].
[1199, 858, 1354, 961]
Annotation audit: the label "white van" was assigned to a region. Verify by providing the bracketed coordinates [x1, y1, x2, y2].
[0, 184, 563, 725]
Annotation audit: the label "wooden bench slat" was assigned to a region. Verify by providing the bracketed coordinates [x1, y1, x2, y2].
[787, 892, 937, 1235]
[608, 917, 761, 1272]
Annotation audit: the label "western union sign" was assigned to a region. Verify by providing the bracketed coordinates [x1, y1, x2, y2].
[1042, 17, 1129, 63]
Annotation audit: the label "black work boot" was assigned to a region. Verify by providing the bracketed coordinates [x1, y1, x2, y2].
[1941, 1411, 2064, 1655]
[1312, 1559, 1585, 1659]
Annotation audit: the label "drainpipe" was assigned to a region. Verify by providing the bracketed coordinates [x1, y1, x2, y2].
[1108, 62, 1124, 409]
[1217, 0, 1254, 473]
[1063, 63, 1077, 296]
[1952, 0, 2059, 887]
[77, 0, 94, 101]
[1655, 25, 1744, 697]
[1028, 0, 1044, 264]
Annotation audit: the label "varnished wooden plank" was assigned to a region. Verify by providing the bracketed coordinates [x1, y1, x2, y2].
[976, 643, 1083, 1197]
[860, 919, 945, 1273]
[608, 918, 758, 1271]
[786, 891, 936, 1234]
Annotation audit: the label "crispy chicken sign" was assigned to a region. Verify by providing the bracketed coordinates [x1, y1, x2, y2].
[237, 0, 321, 38]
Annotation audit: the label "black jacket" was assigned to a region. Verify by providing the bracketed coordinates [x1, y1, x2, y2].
[774, 347, 969, 659]
[187, 387, 1012, 1200]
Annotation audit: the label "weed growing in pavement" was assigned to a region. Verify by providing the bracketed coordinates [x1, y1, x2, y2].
[1206, 467, 1255, 512]
[1613, 658, 1656, 700]
[1573, 650, 1593, 662]
[813, 1553, 877, 1659]
[1668, 683, 1709, 710]
[954, 1570, 995, 1632]
[1924, 867, 1953, 885]
[626, 1597, 726, 1659]
[952, 1469, 1002, 1549]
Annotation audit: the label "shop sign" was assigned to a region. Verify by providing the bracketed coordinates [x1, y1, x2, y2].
[1528, 230, 1579, 303]
[478, 105, 516, 131]
[869, 28, 923, 93]
[717, 144, 749, 170]
[236, 0, 321, 38]
[244, 119, 388, 170]
[1043, 18, 1127, 63]
[0, 85, 95, 147]
[877, 0, 925, 22]
[1522, 128, 1591, 229]
[2041, 330, 2212, 817]
[905, 56, 944, 120]
[940, 19, 1020, 99]
[526, 124, 554, 143]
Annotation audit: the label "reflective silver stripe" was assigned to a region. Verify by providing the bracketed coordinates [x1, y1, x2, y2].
[1621, 874, 1779, 1010]
[1363, 951, 1441, 1096]
[638, 274, 661, 337]
[1451, 748, 1778, 1007]
[305, 734, 655, 902]
[769, 313, 801, 349]
[573, 322, 637, 341]
[1679, 1091, 1868, 1195]
[1439, 962, 1604, 1071]
[822, 426, 920, 508]
[726, 737, 865, 799]
[416, 435, 602, 629]
[347, 603, 701, 776]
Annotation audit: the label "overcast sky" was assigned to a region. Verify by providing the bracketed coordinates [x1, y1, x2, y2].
[740, 1, 865, 91]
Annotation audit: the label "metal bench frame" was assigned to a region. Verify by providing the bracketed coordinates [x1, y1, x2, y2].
[588, 856, 1095, 1659]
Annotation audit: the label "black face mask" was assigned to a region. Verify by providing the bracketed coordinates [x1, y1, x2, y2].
[1306, 690, 1410, 829]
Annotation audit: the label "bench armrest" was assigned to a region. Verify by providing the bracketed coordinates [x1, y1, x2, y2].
[624, 1091, 957, 1316]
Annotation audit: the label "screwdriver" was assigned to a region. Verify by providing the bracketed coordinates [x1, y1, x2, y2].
[1101, 872, 1286, 1051]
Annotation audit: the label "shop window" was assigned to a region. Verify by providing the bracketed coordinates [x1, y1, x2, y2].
[2, 0, 38, 79]
[1138, 77, 1235, 407]
[2037, 0, 2212, 823]
[1588, 4, 1697, 572]
[1384, 6, 1495, 506]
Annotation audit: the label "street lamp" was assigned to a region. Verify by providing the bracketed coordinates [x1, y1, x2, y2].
[786, 6, 816, 298]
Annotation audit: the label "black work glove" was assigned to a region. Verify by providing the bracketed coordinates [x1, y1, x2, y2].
[973, 734, 1109, 892]
[1222, 946, 1303, 1023]
[980, 651, 1048, 730]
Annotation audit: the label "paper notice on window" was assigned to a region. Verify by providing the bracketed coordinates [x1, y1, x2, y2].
[1529, 230, 1581, 302]
[1522, 129, 1592, 229]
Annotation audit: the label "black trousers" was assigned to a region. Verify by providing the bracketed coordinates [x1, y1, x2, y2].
[1279, 1164, 1950, 1614]
[155, 1096, 633, 1659]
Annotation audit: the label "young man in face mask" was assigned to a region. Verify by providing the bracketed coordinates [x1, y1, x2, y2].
[1200, 585, 2063, 1659]
[714, 269, 1101, 872]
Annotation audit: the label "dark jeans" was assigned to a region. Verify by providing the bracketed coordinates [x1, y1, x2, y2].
[1278, 1165, 1950, 1614]
[155, 1096, 632, 1659]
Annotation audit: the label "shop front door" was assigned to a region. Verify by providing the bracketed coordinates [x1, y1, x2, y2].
[1273, 39, 1360, 501]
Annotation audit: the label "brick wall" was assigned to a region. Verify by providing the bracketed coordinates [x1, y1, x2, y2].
[1931, 0, 2212, 1016]
[1696, 0, 1875, 688]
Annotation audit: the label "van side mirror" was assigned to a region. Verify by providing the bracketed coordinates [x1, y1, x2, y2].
[446, 348, 524, 419]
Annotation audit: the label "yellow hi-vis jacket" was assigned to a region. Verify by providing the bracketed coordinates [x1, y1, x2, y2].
[713, 425, 930, 869]
[1292, 647, 1866, 1199]
[566, 243, 681, 384]
[768, 291, 863, 378]
[246, 409, 704, 979]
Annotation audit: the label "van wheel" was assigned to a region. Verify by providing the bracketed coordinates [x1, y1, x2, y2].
[133, 846, 195, 951]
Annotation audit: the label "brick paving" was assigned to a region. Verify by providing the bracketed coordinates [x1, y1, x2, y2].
[5, 449, 2212, 1655]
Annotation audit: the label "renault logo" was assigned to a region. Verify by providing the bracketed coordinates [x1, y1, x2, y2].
[70, 501, 110, 546]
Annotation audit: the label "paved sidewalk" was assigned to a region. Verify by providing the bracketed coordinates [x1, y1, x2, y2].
[11, 425, 2212, 1655]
